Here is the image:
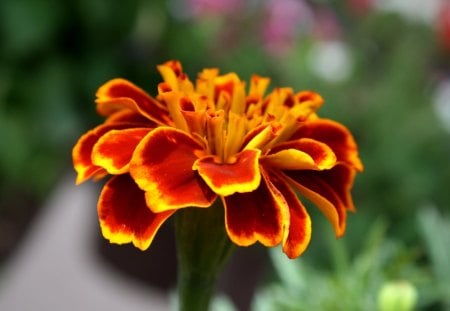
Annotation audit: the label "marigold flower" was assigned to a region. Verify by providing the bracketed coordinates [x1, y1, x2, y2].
[72, 60, 363, 259]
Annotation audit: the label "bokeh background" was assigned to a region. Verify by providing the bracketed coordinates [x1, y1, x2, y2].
[1, 0, 450, 310]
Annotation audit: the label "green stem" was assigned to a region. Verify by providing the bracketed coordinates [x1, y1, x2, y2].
[175, 201, 234, 311]
[177, 271, 216, 311]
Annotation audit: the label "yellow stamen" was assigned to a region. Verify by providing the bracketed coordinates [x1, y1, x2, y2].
[249, 75, 271, 97]
[159, 92, 189, 132]
[196, 68, 219, 102]
[223, 112, 246, 162]
[206, 110, 225, 160]
[230, 81, 246, 115]
[243, 123, 281, 151]
[157, 65, 179, 92]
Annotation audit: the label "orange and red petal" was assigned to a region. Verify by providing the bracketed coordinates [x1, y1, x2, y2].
[96, 78, 172, 125]
[314, 164, 357, 212]
[223, 169, 289, 247]
[262, 138, 337, 171]
[249, 75, 271, 97]
[296, 91, 324, 111]
[105, 110, 154, 125]
[269, 172, 312, 259]
[92, 128, 152, 175]
[130, 127, 216, 213]
[193, 149, 261, 197]
[291, 119, 363, 171]
[283, 169, 347, 237]
[241, 123, 281, 151]
[98, 175, 175, 250]
[72, 122, 143, 184]
[157, 60, 183, 91]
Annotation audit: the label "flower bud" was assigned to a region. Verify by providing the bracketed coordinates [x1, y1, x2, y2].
[377, 280, 418, 311]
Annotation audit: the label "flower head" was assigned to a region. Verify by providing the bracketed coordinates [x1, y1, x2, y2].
[73, 60, 363, 258]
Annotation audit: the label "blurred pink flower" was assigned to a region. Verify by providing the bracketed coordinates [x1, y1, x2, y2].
[187, 0, 242, 16]
[312, 8, 342, 41]
[262, 0, 313, 55]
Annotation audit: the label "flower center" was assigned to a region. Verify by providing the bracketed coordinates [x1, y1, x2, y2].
[157, 64, 324, 163]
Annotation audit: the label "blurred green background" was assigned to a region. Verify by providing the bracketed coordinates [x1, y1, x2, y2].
[1, 0, 450, 310]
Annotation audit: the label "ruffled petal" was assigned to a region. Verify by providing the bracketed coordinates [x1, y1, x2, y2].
[105, 110, 154, 125]
[92, 128, 152, 175]
[157, 60, 183, 91]
[262, 138, 337, 170]
[249, 75, 271, 97]
[283, 168, 348, 237]
[223, 168, 289, 247]
[296, 91, 324, 113]
[315, 164, 357, 212]
[193, 149, 261, 196]
[98, 175, 175, 250]
[290, 119, 363, 171]
[130, 127, 216, 212]
[268, 172, 312, 259]
[72, 122, 144, 184]
[96, 79, 172, 126]
[242, 123, 281, 151]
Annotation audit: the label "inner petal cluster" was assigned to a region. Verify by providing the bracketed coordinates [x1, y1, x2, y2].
[156, 61, 325, 165]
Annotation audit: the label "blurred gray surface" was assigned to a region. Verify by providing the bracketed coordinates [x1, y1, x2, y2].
[0, 175, 170, 311]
